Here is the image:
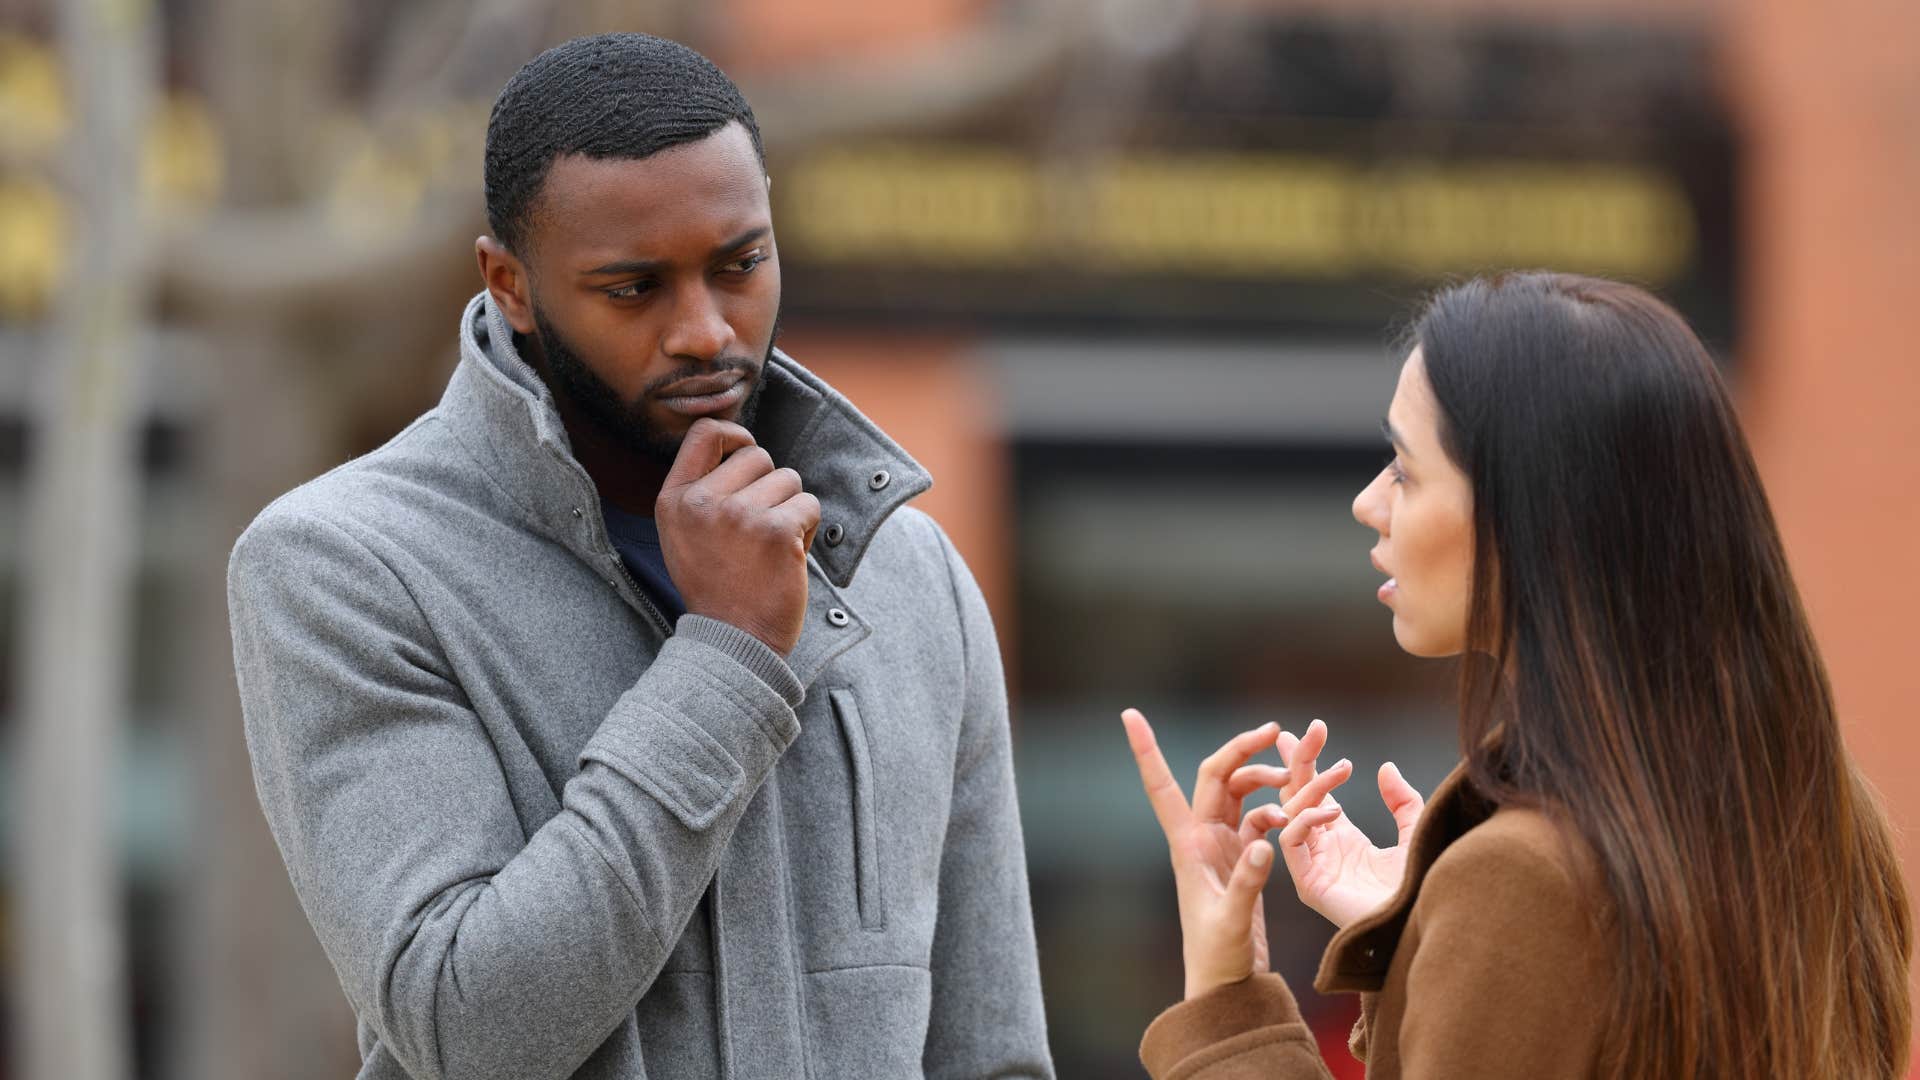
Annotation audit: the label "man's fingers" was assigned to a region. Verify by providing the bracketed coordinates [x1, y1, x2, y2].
[1378, 761, 1426, 844]
[771, 492, 822, 549]
[1192, 722, 1280, 822]
[1122, 709, 1191, 837]
[662, 419, 757, 492]
[1280, 758, 1353, 819]
[738, 465, 804, 509]
[698, 443, 777, 496]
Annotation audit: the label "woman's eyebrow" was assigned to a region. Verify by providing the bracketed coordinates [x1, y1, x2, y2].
[1381, 418, 1410, 455]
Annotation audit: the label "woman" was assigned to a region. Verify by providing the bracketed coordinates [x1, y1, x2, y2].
[1123, 272, 1912, 1079]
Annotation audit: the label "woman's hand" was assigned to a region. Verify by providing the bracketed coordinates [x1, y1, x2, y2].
[1230, 719, 1426, 929]
[1121, 708, 1289, 1001]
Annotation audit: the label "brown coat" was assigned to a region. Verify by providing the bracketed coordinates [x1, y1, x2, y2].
[1140, 767, 1614, 1079]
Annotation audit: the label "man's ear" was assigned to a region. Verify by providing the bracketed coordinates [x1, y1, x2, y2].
[475, 236, 536, 334]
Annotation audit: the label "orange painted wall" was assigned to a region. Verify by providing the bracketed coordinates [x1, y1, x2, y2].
[1734, 0, 1920, 1067]
[776, 330, 1013, 664]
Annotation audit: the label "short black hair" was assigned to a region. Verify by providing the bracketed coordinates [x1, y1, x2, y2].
[484, 33, 765, 255]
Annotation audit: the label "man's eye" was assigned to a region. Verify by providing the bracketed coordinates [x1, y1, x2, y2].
[605, 281, 654, 300]
[722, 253, 766, 274]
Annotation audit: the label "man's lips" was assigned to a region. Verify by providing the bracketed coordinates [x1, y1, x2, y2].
[653, 369, 752, 418]
[655, 370, 747, 399]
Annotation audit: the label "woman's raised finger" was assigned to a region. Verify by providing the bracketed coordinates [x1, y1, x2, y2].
[1192, 722, 1280, 822]
[1237, 803, 1290, 848]
[1121, 709, 1191, 838]
[1280, 757, 1353, 819]
[1285, 719, 1329, 795]
[1226, 764, 1294, 803]
[1277, 804, 1344, 886]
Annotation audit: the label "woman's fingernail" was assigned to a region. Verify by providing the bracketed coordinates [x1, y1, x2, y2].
[1250, 843, 1272, 866]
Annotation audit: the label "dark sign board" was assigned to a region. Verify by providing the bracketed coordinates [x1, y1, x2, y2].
[769, 18, 1737, 343]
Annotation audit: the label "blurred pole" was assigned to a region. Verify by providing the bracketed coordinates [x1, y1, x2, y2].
[11, 0, 156, 1077]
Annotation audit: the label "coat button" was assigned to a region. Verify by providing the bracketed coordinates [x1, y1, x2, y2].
[827, 607, 850, 627]
[823, 522, 845, 546]
[571, 507, 583, 520]
[868, 469, 890, 491]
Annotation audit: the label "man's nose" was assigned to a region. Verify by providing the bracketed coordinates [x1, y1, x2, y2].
[661, 285, 732, 362]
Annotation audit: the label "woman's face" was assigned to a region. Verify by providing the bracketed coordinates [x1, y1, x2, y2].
[1352, 348, 1475, 657]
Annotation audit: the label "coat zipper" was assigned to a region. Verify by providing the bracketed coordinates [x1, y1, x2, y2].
[609, 553, 674, 639]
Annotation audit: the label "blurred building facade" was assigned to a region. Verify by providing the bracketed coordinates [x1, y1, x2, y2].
[0, 0, 1914, 1077]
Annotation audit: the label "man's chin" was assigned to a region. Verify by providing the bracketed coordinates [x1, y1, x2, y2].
[635, 369, 766, 457]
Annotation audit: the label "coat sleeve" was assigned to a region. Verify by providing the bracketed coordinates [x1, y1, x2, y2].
[228, 508, 804, 1080]
[1393, 819, 1608, 1079]
[918, 520, 1055, 1079]
[1139, 975, 1339, 1080]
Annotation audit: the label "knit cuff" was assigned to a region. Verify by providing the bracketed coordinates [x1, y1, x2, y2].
[674, 614, 805, 709]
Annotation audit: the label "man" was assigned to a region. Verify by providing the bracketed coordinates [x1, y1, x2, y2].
[228, 33, 1052, 1080]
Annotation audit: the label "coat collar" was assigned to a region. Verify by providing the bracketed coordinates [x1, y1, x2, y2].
[438, 290, 932, 595]
[1313, 763, 1498, 994]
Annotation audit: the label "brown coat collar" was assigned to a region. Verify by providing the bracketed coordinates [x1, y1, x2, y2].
[1314, 763, 1497, 994]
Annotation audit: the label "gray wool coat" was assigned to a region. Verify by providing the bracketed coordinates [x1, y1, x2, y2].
[227, 292, 1054, 1080]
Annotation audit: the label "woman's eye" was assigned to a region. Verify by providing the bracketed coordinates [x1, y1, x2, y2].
[1388, 459, 1407, 484]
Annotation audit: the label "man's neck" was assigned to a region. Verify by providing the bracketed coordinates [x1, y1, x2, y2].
[519, 344, 670, 516]
[562, 409, 671, 517]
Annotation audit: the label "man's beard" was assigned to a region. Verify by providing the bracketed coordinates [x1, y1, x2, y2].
[530, 303, 775, 466]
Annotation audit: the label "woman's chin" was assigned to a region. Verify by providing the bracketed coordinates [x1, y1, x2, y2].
[1391, 614, 1465, 658]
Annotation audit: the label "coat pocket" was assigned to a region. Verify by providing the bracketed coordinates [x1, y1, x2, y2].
[828, 688, 886, 930]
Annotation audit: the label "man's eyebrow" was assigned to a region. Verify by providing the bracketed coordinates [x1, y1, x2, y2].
[579, 227, 771, 277]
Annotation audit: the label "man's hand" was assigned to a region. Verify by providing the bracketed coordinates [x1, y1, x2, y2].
[656, 419, 820, 655]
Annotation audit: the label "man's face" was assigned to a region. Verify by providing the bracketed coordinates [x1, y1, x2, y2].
[516, 122, 781, 462]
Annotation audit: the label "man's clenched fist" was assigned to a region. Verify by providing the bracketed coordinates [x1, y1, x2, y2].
[655, 418, 820, 655]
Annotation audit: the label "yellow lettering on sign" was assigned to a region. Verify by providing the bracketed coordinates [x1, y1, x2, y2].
[784, 145, 1038, 265]
[777, 145, 1698, 284]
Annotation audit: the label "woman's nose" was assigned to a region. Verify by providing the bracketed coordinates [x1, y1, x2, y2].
[1353, 470, 1388, 533]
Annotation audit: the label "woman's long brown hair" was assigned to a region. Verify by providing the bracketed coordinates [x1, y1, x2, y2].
[1414, 272, 1911, 1078]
